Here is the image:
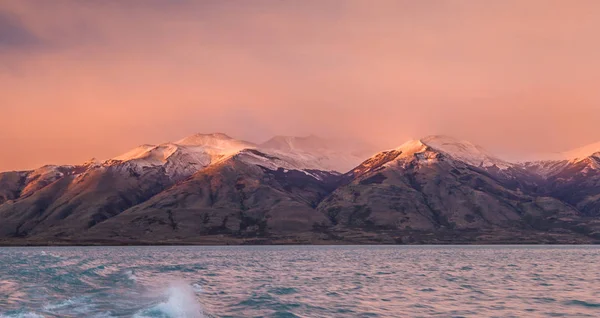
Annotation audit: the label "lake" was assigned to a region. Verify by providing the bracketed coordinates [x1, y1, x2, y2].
[1, 245, 599, 317]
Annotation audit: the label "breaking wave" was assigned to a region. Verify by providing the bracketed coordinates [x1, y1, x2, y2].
[134, 282, 204, 318]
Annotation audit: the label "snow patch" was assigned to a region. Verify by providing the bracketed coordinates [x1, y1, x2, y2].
[259, 135, 372, 173]
[107, 133, 257, 179]
[236, 149, 335, 180]
[394, 139, 428, 158]
[421, 135, 511, 169]
[517, 141, 600, 177]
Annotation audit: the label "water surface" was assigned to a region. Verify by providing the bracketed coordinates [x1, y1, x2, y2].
[1, 245, 599, 317]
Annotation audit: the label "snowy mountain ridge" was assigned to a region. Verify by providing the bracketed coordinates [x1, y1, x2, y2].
[5, 133, 600, 181]
[361, 135, 514, 171]
[517, 141, 600, 177]
[99, 133, 373, 180]
[420, 135, 513, 169]
[3, 133, 600, 245]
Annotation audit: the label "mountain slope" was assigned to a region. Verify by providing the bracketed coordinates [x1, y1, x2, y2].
[2, 133, 600, 244]
[0, 133, 347, 243]
[317, 138, 590, 243]
[519, 141, 600, 216]
[107, 133, 257, 180]
[0, 171, 29, 205]
[421, 135, 512, 169]
[0, 163, 173, 239]
[82, 149, 340, 244]
[537, 154, 600, 216]
[0, 133, 259, 240]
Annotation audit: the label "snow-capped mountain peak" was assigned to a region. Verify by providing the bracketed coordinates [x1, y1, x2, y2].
[112, 144, 157, 162]
[517, 140, 600, 177]
[353, 135, 513, 175]
[112, 144, 176, 163]
[394, 139, 429, 157]
[105, 134, 257, 180]
[101, 133, 371, 179]
[175, 133, 255, 149]
[420, 135, 511, 168]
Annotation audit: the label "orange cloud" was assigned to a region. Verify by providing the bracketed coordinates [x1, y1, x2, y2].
[1, 0, 600, 170]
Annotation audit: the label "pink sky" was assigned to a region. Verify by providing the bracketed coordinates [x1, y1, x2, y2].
[1, 0, 600, 171]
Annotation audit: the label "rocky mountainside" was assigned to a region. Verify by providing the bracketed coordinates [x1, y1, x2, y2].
[1, 133, 600, 245]
[318, 138, 594, 244]
[522, 144, 600, 217]
[83, 149, 341, 244]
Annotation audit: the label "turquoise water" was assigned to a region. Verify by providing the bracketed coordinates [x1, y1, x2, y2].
[1, 246, 599, 317]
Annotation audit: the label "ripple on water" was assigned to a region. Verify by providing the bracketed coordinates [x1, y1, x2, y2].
[1, 246, 600, 317]
[268, 287, 298, 295]
[565, 300, 600, 308]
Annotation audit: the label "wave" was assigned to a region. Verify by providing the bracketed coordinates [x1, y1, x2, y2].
[133, 282, 204, 318]
[191, 284, 202, 293]
[0, 313, 45, 318]
[43, 296, 88, 310]
[125, 270, 138, 282]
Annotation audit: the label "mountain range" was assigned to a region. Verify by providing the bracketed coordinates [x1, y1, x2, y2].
[1, 133, 600, 245]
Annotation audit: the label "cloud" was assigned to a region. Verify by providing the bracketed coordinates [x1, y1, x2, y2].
[0, 10, 43, 51]
[1, 1, 600, 170]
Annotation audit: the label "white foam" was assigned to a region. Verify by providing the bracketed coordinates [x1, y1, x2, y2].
[125, 270, 137, 282]
[42, 296, 95, 316]
[43, 297, 83, 310]
[0, 313, 45, 318]
[133, 282, 204, 318]
[191, 283, 203, 293]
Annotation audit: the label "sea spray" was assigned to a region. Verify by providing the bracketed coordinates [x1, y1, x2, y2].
[191, 283, 202, 293]
[125, 270, 138, 282]
[134, 281, 203, 318]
